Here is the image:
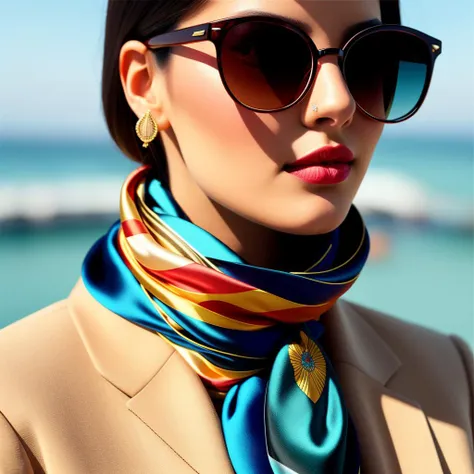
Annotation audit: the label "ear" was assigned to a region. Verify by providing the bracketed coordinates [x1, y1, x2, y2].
[119, 40, 171, 130]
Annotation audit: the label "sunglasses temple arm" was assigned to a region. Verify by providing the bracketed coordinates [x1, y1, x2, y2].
[146, 23, 212, 49]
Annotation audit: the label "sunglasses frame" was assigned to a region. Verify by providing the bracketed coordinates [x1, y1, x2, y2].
[144, 15, 442, 123]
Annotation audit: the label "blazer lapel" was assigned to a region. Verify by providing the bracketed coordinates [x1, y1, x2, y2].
[322, 299, 444, 474]
[68, 279, 234, 474]
[126, 350, 234, 474]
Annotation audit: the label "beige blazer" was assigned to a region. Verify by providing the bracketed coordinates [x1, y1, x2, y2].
[0, 279, 473, 474]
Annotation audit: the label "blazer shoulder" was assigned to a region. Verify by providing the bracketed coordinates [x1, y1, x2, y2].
[343, 299, 473, 412]
[0, 299, 70, 358]
[343, 298, 473, 351]
[0, 299, 85, 402]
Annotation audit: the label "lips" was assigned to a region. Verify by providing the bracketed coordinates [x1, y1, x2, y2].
[284, 145, 355, 185]
[286, 145, 354, 169]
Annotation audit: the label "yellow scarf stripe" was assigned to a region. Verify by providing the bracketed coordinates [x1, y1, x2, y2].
[173, 345, 262, 382]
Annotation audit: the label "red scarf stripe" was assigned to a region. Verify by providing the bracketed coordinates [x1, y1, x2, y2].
[123, 219, 148, 238]
[198, 301, 275, 327]
[260, 302, 335, 323]
[117, 230, 137, 273]
[202, 374, 247, 391]
[145, 262, 258, 295]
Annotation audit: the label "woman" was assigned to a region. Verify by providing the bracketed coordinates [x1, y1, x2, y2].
[0, 0, 472, 472]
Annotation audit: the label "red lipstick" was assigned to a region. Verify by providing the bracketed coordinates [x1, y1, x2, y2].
[284, 144, 354, 185]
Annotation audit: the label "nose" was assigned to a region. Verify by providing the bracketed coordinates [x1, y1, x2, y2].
[301, 55, 356, 130]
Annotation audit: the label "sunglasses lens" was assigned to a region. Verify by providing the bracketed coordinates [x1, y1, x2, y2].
[344, 30, 431, 121]
[220, 21, 313, 111]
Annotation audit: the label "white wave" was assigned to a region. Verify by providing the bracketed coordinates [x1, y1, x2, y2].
[354, 171, 430, 219]
[0, 178, 122, 223]
[0, 172, 472, 230]
[354, 170, 473, 229]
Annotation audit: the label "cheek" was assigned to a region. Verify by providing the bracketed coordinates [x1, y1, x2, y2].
[165, 47, 252, 149]
[164, 50, 280, 194]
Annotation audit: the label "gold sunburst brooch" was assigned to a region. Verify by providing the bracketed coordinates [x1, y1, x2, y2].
[288, 331, 327, 403]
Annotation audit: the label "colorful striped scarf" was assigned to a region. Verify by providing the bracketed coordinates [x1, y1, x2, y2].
[83, 165, 369, 474]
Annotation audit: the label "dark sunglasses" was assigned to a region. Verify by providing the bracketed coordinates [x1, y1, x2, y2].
[144, 15, 442, 123]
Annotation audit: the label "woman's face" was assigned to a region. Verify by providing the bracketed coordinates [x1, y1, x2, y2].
[124, 0, 384, 237]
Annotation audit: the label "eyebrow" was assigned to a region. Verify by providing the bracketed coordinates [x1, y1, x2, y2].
[225, 10, 382, 38]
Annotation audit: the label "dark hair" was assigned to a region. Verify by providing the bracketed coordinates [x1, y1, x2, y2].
[102, 0, 400, 173]
[101, 0, 206, 185]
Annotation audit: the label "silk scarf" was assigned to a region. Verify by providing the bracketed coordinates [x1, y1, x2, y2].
[82, 165, 370, 474]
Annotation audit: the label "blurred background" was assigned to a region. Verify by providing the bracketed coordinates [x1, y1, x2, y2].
[0, 0, 473, 346]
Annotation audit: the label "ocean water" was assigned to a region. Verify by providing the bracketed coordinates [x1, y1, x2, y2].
[0, 134, 473, 347]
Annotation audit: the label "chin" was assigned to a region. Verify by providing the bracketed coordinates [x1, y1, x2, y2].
[262, 198, 353, 236]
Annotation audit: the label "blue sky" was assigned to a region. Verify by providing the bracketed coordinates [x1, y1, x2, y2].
[1, 0, 473, 139]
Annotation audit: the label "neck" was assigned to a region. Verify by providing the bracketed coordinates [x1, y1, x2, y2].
[162, 141, 319, 272]
[171, 177, 288, 269]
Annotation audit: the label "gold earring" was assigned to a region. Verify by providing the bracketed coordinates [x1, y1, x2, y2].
[135, 110, 159, 148]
